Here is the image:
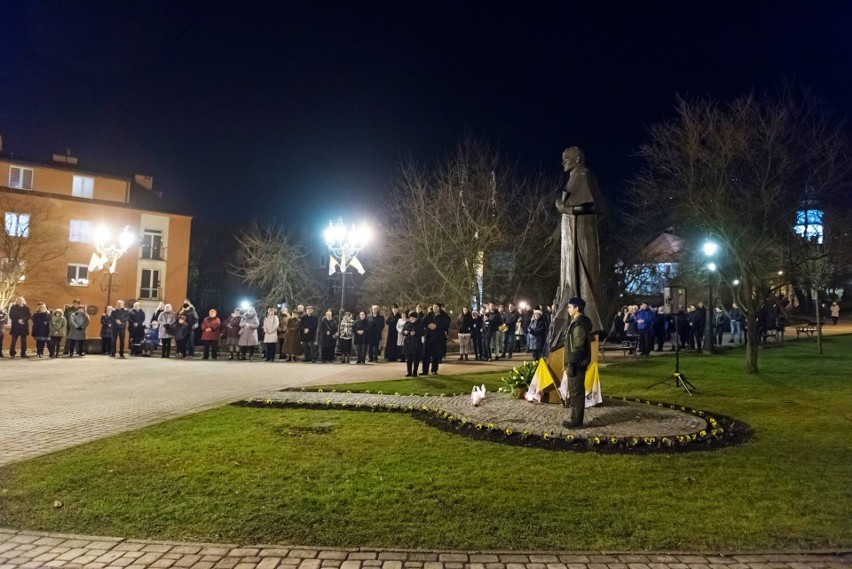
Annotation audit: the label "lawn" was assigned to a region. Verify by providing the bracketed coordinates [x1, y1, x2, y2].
[0, 337, 850, 551]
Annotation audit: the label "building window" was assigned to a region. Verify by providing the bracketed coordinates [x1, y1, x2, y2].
[140, 268, 161, 299]
[141, 230, 163, 260]
[72, 175, 95, 199]
[4, 212, 30, 237]
[9, 166, 34, 190]
[69, 219, 94, 243]
[67, 264, 90, 286]
[795, 208, 824, 244]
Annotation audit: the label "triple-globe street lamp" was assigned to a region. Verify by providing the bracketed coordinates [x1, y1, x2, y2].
[90, 224, 136, 308]
[324, 218, 371, 314]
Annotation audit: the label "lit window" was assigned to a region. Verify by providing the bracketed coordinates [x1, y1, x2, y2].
[72, 175, 94, 199]
[4, 212, 30, 237]
[67, 264, 90, 286]
[794, 209, 824, 244]
[69, 219, 94, 243]
[9, 166, 34, 190]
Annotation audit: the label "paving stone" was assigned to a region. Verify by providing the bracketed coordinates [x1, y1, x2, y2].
[403, 562, 424, 568]
[439, 555, 468, 563]
[469, 557, 499, 564]
[341, 561, 363, 569]
[626, 564, 649, 569]
[201, 548, 233, 557]
[214, 558, 241, 569]
[647, 563, 669, 569]
[526, 564, 548, 569]
[363, 561, 383, 568]
[299, 559, 323, 569]
[378, 553, 408, 562]
[409, 555, 438, 563]
[349, 553, 379, 561]
[500, 557, 530, 564]
[33, 537, 66, 547]
[504, 564, 525, 569]
[96, 551, 128, 564]
[465, 564, 487, 569]
[257, 558, 283, 569]
[322, 561, 343, 568]
[135, 552, 167, 565]
[619, 556, 649, 564]
[705, 558, 735, 565]
[9, 536, 39, 545]
[423, 563, 444, 569]
[32, 552, 60, 562]
[89, 540, 123, 550]
[546, 564, 568, 569]
[565, 564, 587, 569]
[585, 564, 608, 569]
[152, 559, 178, 568]
[561, 558, 590, 565]
[290, 551, 320, 560]
[483, 563, 505, 569]
[262, 550, 293, 558]
[175, 554, 204, 567]
[587, 557, 619, 564]
[114, 543, 147, 552]
[192, 562, 218, 569]
[234, 563, 259, 569]
[112, 556, 139, 567]
[444, 563, 463, 569]
[530, 557, 560, 564]
[144, 544, 177, 553]
[230, 549, 261, 558]
[647, 556, 679, 564]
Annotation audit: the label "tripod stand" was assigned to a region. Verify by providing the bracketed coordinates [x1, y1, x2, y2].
[647, 312, 697, 395]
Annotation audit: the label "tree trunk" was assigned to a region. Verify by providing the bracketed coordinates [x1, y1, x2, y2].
[814, 290, 823, 355]
[745, 312, 760, 373]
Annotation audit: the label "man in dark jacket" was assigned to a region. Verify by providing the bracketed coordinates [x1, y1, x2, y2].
[635, 302, 655, 356]
[421, 303, 451, 375]
[0, 306, 7, 358]
[367, 305, 385, 362]
[300, 306, 319, 362]
[689, 303, 706, 353]
[502, 303, 520, 359]
[180, 300, 199, 357]
[563, 297, 592, 429]
[111, 300, 130, 358]
[9, 296, 32, 358]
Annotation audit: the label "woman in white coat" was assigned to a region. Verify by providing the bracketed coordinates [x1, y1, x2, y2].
[157, 304, 176, 358]
[262, 307, 280, 362]
[238, 306, 260, 360]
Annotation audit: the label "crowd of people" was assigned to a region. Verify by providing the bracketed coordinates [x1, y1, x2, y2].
[0, 294, 843, 366]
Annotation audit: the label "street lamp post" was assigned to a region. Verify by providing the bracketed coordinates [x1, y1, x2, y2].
[90, 224, 136, 308]
[324, 218, 370, 314]
[703, 240, 718, 354]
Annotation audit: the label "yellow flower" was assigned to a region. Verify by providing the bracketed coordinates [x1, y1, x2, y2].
[487, 423, 494, 430]
[699, 430, 707, 437]
[543, 432, 550, 440]
[317, 388, 324, 393]
[475, 423, 483, 430]
[593, 437, 601, 445]
[505, 428, 513, 435]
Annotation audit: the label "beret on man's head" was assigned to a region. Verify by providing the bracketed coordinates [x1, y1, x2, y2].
[567, 297, 586, 310]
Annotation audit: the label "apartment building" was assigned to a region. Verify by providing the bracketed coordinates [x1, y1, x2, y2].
[0, 145, 192, 344]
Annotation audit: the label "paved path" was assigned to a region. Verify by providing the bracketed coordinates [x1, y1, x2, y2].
[0, 529, 848, 569]
[0, 356, 509, 467]
[253, 391, 707, 439]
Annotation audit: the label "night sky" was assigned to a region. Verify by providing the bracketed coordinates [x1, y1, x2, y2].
[2, 1, 851, 231]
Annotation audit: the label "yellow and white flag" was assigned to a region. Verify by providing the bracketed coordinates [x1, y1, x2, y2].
[349, 257, 366, 275]
[328, 255, 340, 275]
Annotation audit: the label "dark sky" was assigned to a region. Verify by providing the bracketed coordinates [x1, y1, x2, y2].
[2, 1, 851, 231]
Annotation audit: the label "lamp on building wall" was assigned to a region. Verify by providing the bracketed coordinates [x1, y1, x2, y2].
[89, 224, 137, 308]
[324, 218, 370, 314]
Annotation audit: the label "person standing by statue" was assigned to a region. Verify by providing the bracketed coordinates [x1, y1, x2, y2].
[563, 297, 592, 428]
[549, 147, 606, 351]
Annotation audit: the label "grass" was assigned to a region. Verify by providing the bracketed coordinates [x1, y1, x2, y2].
[1, 336, 850, 551]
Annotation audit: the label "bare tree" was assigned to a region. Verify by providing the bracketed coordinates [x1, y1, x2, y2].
[363, 136, 559, 310]
[629, 92, 852, 373]
[0, 192, 68, 310]
[232, 220, 322, 310]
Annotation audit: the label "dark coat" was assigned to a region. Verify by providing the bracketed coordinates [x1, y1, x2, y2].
[100, 314, 114, 338]
[300, 314, 318, 342]
[367, 313, 385, 342]
[457, 312, 473, 333]
[470, 315, 484, 339]
[9, 304, 31, 335]
[503, 310, 520, 336]
[422, 310, 450, 351]
[385, 313, 402, 359]
[402, 319, 425, 355]
[565, 314, 593, 369]
[689, 307, 706, 331]
[485, 311, 502, 339]
[31, 311, 51, 338]
[318, 317, 338, 348]
[128, 309, 147, 335]
[112, 307, 130, 332]
[353, 317, 370, 345]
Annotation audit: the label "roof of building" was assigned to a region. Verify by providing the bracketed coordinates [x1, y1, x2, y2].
[642, 230, 682, 262]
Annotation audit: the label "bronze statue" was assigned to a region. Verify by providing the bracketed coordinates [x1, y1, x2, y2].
[549, 146, 606, 351]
